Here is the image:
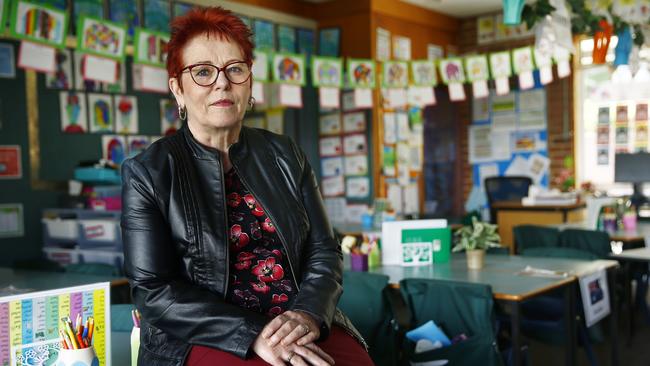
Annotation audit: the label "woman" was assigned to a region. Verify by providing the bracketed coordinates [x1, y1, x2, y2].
[121, 6, 374, 366]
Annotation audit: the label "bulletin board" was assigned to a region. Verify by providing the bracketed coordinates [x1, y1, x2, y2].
[469, 86, 550, 189]
[0, 282, 111, 366]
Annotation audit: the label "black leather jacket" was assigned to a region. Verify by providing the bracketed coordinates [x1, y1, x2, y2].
[121, 124, 363, 365]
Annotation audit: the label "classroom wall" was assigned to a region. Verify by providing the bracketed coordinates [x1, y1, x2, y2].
[457, 15, 575, 203]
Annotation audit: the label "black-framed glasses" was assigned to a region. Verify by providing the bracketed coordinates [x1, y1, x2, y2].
[180, 61, 251, 86]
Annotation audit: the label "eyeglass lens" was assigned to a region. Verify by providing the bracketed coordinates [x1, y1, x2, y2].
[190, 63, 250, 86]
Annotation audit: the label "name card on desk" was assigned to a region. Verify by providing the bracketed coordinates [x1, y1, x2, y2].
[579, 269, 610, 327]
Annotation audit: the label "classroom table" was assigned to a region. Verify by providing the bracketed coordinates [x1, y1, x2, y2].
[369, 255, 619, 366]
[0, 267, 127, 293]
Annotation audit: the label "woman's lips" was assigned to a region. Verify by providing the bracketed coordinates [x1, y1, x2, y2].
[212, 100, 233, 107]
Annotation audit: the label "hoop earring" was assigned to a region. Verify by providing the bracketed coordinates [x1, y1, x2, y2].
[248, 96, 256, 109]
[178, 105, 187, 121]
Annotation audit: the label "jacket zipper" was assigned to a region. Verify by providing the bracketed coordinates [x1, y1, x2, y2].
[230, 156, 301, 291]
[219, 153, 230, 298]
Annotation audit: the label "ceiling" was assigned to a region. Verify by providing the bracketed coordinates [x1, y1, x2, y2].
[300, 0, 503, 18]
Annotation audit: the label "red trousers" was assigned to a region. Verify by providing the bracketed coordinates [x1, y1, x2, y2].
[185, 325, 374, 366]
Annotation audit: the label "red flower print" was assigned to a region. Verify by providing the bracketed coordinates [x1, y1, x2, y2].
[272, 249, 282, 259]
[235, 252, 255, 270]
[227, 192, 241, 207]
[262, 217, 276, 233]
[251, 257, 285, 282]
[230, 224, 250, 250]
[268, 306, 283, 317]
[250, 221, 262, 239]
[251, 281, 270, 294]
[252, 202, 264, 216]
[244, 194, 256, 209]
[271, 293, 289, 304]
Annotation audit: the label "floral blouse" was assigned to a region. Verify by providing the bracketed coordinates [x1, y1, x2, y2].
[224, 168, 297, 317]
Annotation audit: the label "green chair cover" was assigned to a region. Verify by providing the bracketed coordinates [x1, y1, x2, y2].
[110, 304, 136, 332]
[513, 225, 560, 254]
[558, 229, 611, 259]
[339, 271, 396, 366]
[520, 246, 599, 260]
[400, 278, 503, 366]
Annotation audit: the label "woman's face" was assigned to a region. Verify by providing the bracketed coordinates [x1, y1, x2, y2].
[170, 34, 251, 130]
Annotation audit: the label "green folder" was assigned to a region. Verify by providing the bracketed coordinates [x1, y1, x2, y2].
[401, 227, 451, 264]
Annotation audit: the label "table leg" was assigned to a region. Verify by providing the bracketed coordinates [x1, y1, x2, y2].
[623, 262, 634, 344]
[609, 268, 620, 366]
[510, 300, 521, 366]
[564, 282, 576, 366]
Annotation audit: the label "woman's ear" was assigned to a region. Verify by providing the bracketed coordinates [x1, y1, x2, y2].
[169, 77, 184, 107]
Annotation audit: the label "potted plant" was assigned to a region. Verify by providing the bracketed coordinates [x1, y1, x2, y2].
[452, 217, 501, 269]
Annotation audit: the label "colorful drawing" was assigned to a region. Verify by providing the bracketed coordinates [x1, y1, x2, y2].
[110, 0, 139, 38]
[512, 46, 534, 74]
[312, 56, 342, 87]
[465, 55, 489, 82]
[272, 53, 306, 85]
[78, 16, 127, 60]
[134, 28, 169, 67]
[46, 49, 73, 89]
[144, 0, 171, 33]
[254, 19, 275, 51]
[347, 59, 375, 88]
[160, 99, 181, 136]
[318, 28, 340, 57]
[278, 25, 296, 53]
[115, 95, 138, 134]
[489, 51, 512, 78]
[11, 1, 68, 47]
[73, 0, 104, 21]
[127, 135, 150, 157]
[59, 91, 87, 133]
[102, 134, 127, 164]
[297, 28, 315, 61]
[438, 58, 465, 84]
[88, 93, 114, 133]
[382, 61, 408, 88]
[410, 61, 437, 86]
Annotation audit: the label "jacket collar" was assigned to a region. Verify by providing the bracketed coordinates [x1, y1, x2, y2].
[180, 123, 248, 161]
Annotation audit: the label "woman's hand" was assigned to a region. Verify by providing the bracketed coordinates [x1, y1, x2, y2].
[252, 332, 334, 366]
[262, 310, 320, 347]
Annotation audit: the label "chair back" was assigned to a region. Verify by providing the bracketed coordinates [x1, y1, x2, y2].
[520, 246, 600, 260]
[513, 225, 561, 254]
[484, 176, 533, 223]
[110, 304, 136, 332]
[559, 229, 612, 259]
[400, 278, 503, 366]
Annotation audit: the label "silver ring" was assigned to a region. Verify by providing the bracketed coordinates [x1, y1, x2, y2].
[287, 352, 295, 362]
[301, 324, 310, 334]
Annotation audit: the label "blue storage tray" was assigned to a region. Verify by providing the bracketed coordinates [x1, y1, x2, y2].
[74, 167, 121, 184]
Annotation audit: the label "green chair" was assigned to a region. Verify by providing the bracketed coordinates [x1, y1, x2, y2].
[339, 271, 398, 366]
[513, 225, 560, 254]
[399, 278, 503, 366]
[558, 229, 611, 258]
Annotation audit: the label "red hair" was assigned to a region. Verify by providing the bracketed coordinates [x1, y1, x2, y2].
[166, 6, 253, 84]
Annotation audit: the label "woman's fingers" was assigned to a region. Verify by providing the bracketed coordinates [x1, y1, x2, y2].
[304, 343, 335, 365]
[268, 320, 299, 346]
[287, 353, 308, 366]
[293, 345, 334, 366]
[281, 323, 312, 346]
[262, 314, 288, 338]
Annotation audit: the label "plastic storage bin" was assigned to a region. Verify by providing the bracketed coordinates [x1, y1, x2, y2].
[42, 218, 79, 240]
[43, 247, 81, 265]
[74, 167, 121, 185]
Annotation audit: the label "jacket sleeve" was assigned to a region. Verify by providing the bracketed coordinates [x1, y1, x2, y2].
[121, 157, 268, 358]
[287, 142, 343, 340]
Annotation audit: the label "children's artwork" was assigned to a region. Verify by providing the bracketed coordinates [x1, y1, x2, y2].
[465, 55, 489, 82]
[160, 99, 181, 135]
[598, 106, 610, 124]
[438, 58, 465, 84]
[272, 53, 306, 85]
[74, 52, 101, 91]
[322, 175, 345, 197]
[127, 135, 150, 157]
[134, 28, 170, 67]
[46, 49, 73, 88]
[343, 134, 367, 155]
[59, 91, 88, 133]
[346, 177, 370, 198]
[0, 146, 22, 179]
[636, 103, 648, 121]
[321, 156, 344, 177]
[103, 61, 126, 93]
[297, 28, 315, 61]
[312, 56, 343, 87]
[173, 2, 193, 17]
[343, 112, 366, 133]
[144, 0, 171, 33]
[318, 28, 340, 57]
[10, 1, 68, 47]
[254, 19, 275, 51]
[410, 61, 437, 86]
[110, 0, 140, 38]
[73, 0, 104, 22]
[347, 59, 376, 88]
[114, 95, 139, 134]
[597, 125, 610, 144]
[616, 105, 628, 122]
[87, 93, 114, 132]
[319, 136, 343, 156]
[489, 51, 512, 95]
[319, 113, 341, 135]
[278, 25, 296, 53]
[77, 16, 127, 60]
[344, 155, 368, 176]
[512, 47, 534, 73]
[102, 134, 127, 164]
[383, 61, 408, 88]
[597, 147, 609, 165]
[253, 50, 270, 82]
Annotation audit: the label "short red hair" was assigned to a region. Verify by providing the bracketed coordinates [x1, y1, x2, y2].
[166, 6, 253, 82]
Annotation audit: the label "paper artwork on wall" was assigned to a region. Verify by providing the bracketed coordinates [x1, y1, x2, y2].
[11, 1, 68, 47]
[321, 156, 344, 177]
[59, 91, 88, 133]
[160, 99, 180, 136]
[103, 60, 126, 93]
[252, 50, 270, 82]
[46, 49, 73, 88]
[465, 55, 490, 99]
[343, 112, 366, 133]
[319, 113, 342, 135]
[319, 136, 343, 157]
[392, 35, 411, 61]
[319, 87, 340, 109]
[83, 54, 118, 84]
[126, 135, 150, 157]
[346, 177, 370, 198]
[110, 0, 139, 38]
[383, 146, 396, 176]
[297, 28, 315, 62]
[318, 28, 340, 57]
[376, 27, 391, 61]
[17, 40, 56, 73]
[114, 95, 139, 134]
[347, 59, 376, 88]
[143, 0, 170, 33]
[0, 203, 23, 237]
[278, 25, 296, 53]
[322, 175, 345, 197]
[0, 43, 15, 78]
[636, 103, 648, 121]
[0, 146, 22, 179]
[77, 16, 127, 60]
[410, 61, 437, 86]
[343, 134, 367, 155]
[312, 56, 343, 87]
[254, 19, 275, 51]
[344, 155, 368, 176]
[489, 51, 512, 95]
[101, 134, 127, 165]
[73, 0, 104, 20]
[134, 28, 169, 67]
[512, 47, 535, 90]
[74, 51, 101, 91]
[383, 61, 408, 88]
[439, 58, 466, 101]
[272, 53, 306, 85]
[87, 93, 114, 133]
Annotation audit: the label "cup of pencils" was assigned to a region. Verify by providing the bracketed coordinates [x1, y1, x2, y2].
[131, 309, 141, 366]
[56, 314, 98, 366]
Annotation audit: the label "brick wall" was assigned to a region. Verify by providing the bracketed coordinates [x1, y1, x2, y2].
[457, 16, 575, 203]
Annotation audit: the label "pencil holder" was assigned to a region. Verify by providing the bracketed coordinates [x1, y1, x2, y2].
[350, 253, 368, 272]
[131, 326, 141, 366]
[55, 347, 99, 366]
